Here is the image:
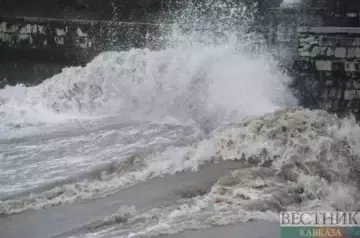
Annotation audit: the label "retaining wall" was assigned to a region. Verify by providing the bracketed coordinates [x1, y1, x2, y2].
[0, 16, 163, 63]
[0, 16, 164, 86]
[296, 27, 360, 116]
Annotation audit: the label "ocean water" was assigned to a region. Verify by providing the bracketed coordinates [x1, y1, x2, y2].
[1, 1, 360, 238]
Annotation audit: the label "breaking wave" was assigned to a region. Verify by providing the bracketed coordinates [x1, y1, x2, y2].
[1, 0, 359, 237]
[0, 44, 295, 135]
[2, 109, 360, 218]
[0, 0, 296, 136]
[70, 109, 360, 237]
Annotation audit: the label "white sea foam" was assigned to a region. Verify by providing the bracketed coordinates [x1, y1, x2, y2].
[58, 109, 360, 238]
[0, 0, 296, 135]
[2, 109, 360, 219]
[0, 0, 296, 212]
[1, 1, 358, 237]
[0, 43, 295, 133]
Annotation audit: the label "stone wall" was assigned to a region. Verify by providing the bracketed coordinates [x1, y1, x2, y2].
[0, 16, 164, 86]
[296, 27, 360, 116]
[0, 16, 163, 63]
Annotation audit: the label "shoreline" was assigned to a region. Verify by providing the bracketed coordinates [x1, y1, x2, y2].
[0, 160, 253, 238]
[163, 221, 279, 238]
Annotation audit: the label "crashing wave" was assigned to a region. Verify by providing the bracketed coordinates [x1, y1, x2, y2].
[2, 108, 359, 217]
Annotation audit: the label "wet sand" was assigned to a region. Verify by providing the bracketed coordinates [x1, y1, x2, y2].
[0, 160, 266, 238]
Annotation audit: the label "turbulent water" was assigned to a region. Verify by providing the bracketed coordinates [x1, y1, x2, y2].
[1, 1, 360, 238]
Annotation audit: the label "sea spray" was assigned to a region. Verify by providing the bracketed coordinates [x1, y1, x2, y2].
[0, 45, 296, 133]
[1, 0, 295, 136]
[1, 1, 355, 238]
[1, 0, 296, 216]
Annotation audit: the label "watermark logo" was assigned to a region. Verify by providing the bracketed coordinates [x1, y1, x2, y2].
[280, 212, 360, 238]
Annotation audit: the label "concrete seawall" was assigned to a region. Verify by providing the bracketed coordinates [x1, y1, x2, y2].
[268, 5, 360, 119]
[0, 16, 163, 86]
[295, 27, 360, 117]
